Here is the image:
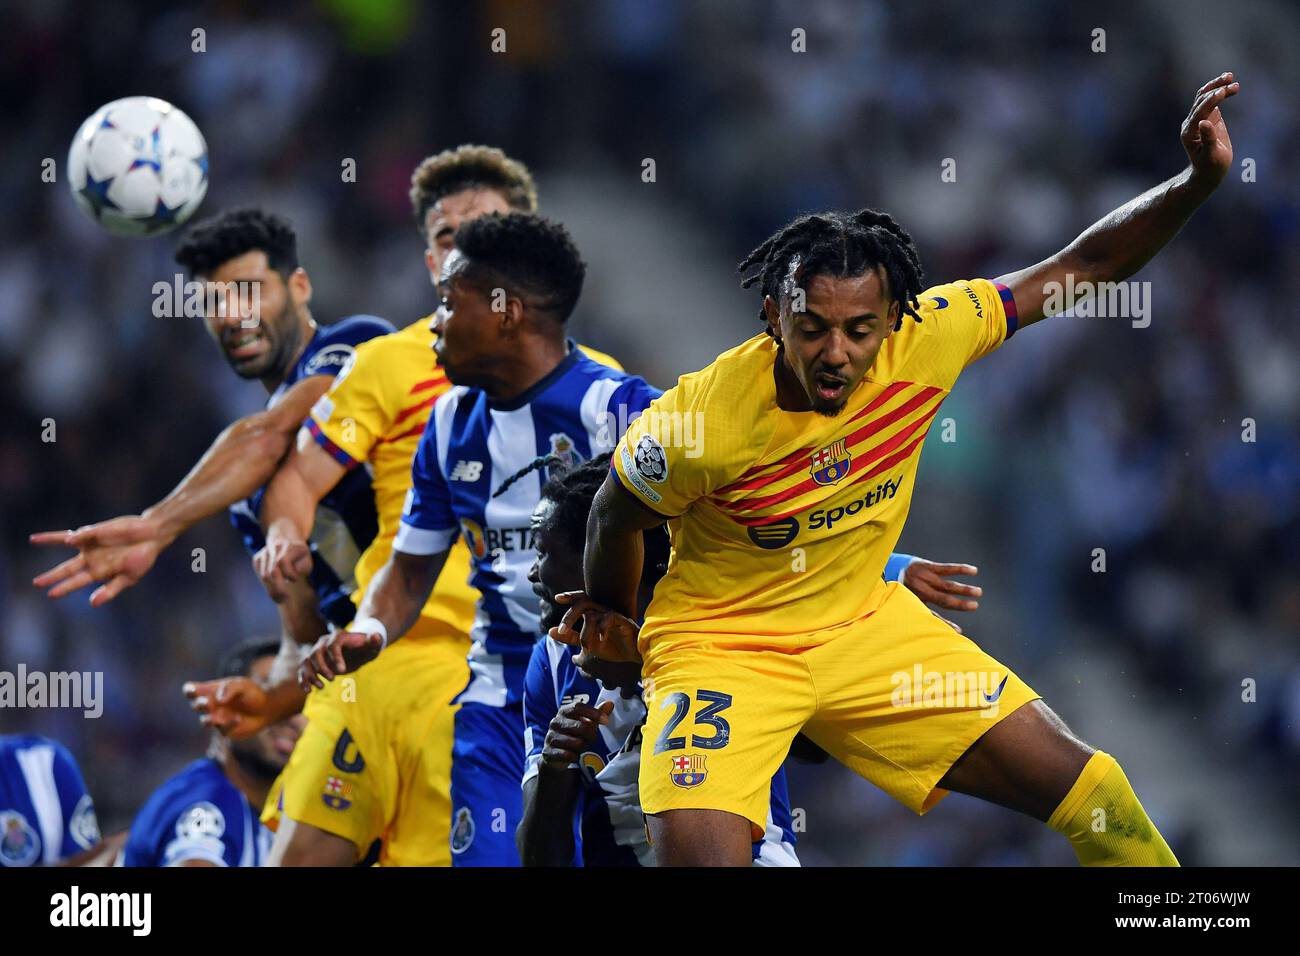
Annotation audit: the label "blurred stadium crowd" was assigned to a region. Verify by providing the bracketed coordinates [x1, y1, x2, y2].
[2, 0, 1296, 863]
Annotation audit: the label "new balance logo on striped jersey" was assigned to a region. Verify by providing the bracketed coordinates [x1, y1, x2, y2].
[448, 460, 483, 481]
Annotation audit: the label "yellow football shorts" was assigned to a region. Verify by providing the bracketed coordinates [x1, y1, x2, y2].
[638, 581, 1041, 836]
[262, 632, 469, 866]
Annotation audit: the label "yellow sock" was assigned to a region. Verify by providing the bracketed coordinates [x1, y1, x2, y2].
[1047, 751, 1179, 866]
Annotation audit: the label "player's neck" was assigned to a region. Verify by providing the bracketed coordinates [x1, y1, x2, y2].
[485, 335, 571, 407]
[773, 344, 814, 412]
[212, 745, 274, 810]
[260, 313, 318, 394]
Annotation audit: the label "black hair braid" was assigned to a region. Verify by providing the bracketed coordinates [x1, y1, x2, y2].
[491, 454, 565, 499]
[737, 207, 926, 336]
[539, 453, 670, 584]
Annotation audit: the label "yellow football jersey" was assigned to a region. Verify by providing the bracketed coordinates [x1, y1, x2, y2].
[307, 318, 477, 641]
[612, 279, 1015, 665]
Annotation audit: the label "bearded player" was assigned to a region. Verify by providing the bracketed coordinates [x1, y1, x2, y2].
[200, 147, 621, 866]
[557, 73, 1240, 866]
[520, 453, 979, 866]
[31, 210, 391, 628]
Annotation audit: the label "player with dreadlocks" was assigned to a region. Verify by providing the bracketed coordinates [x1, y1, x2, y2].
[518, 454, 983, 866]
[558, 72, 1240, 866]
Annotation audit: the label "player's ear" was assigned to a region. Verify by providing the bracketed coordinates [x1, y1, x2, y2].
[884, 299, 901, 336]
[425, 248, 437, 283]
[500, 291, 526, 332]
[763, 294, 783, 341]
[288, 266, 312, 306]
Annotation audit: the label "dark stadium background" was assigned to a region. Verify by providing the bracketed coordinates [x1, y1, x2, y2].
[2, 0, 1297, 865]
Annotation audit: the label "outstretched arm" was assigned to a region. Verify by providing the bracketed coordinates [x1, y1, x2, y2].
[552, 474, 665, 664]
[584, 474, 665, 618]
[31, 375, 334, 606]
[298, 548, 448, 688]
[998, 72, 1238, 329]
[253, 429, 348, 601]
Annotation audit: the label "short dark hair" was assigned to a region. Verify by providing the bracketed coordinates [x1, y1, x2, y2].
[218, 638, 280, 680]
[539, 454, 670, 585]
[738, 208, 926, 336]
[454, 212, 586, 323]
[174, 208, 299, 279]
[409, 145, 538, 236]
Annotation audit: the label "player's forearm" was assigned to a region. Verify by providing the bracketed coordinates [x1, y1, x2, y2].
[355, 549, 446, 646]
[144, 411, 295, 543]
[584, 483, 645, 618]
[1056, 166, 1215, 285]
[518, 773, 579, 867]
[276, 580, 329, 648]
[260, 452, 321, 542]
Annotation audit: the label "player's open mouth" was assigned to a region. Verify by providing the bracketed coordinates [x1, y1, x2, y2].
[226, 332, 266, 361]
[813, 373, 848, 402]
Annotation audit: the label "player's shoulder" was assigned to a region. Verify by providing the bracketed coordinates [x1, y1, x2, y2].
[127, 759, 241, 866]
[672, 332, 777, 408]
[0, 733, 66, 762]
[345, 316, 433, 379]
[136, 759, 238, 821]
[914, 279, 1002, 322]
[300, 314, 396, 377]
[575, 341, 624, 372]
[322, 313, 397, 343]
[0, 734, 84, 784]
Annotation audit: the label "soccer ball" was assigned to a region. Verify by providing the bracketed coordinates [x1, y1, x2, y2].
[67, 96, 208, 237]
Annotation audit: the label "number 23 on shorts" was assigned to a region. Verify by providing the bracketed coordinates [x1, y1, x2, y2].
[652, 690, 733, 753]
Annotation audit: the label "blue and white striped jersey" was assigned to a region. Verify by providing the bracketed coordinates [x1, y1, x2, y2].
[0, 735, 100, 866]
[522, 638, 800, 866]
[395, 344, 661, 707]
[122, 758, 271, 867]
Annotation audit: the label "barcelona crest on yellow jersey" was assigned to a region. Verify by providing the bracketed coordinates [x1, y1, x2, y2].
[809, 439, 851, 486]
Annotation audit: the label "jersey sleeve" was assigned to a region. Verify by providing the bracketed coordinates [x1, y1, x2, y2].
[306, 337, 396, 469]
[158, 791, 246, 867]
[914, 279, 1017, 383]
[610, 377, 722, 519]
[50, 743, 100, 857]
[393, 403, 457, 555]
[522, 640, 560, 786]
[576, 343, 624, 372]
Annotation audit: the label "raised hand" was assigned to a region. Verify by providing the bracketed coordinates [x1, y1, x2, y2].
[297, 630, 384, 690]
[183, 676, 273, 739]
[1182, 72, 1238, 185]
[31, 514, 168, 606]
[549, 590, 642, 664]
[541, 700, 614, 769]
[253, 526, 313, 603]
[901, 559, 982, 612]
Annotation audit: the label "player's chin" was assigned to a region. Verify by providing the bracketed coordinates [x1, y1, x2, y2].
[811, 397, 849, 417]
[227, 352, 277, 380]
[539, 601, 564, 633]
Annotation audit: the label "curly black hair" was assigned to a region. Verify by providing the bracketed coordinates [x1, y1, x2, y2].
[453, 212, 586, 323]
[217, 637, 280, 681]
[539, 453, 670, 585]
[737, 208, 926, 336]
[409, 144, 538, 236]
[174, 207, 299, 279]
